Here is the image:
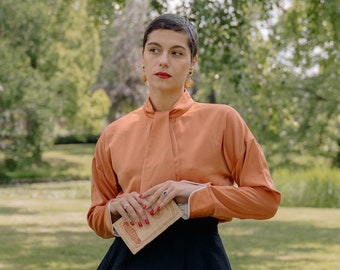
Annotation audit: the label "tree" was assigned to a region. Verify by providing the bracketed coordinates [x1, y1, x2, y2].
[45, 0, 107, 136]
[0, 0, 106, 167]
[270, 0, 340, 166]
[150, 0, 340, 168]
[0, 0, 54, 164]
[91, 0, 149, 122]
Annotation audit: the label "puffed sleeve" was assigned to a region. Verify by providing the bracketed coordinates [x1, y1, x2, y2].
[87, 133, 121, 238]
[188, 107, 281, 221]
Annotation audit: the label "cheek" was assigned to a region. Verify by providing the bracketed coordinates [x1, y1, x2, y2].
[179, 63, 191, 75]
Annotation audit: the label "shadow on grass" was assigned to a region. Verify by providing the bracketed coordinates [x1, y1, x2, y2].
[0, 216, 339, 270]
[0, 206, 37, 215]
[220, 219, 340, 269]
[0, 223, 111, 270]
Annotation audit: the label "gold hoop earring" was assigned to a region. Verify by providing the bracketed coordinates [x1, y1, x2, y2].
[185, 70, 194, 88]
[140, 65, 147, 83]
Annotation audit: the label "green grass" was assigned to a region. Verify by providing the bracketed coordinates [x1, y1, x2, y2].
[222, 208, 340, 269]
[1, 180, 339, 270]
[0, 180, 109, 270]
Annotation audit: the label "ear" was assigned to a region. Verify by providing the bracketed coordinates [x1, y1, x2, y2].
[141, 48, 145, 66]
[191, 55, 198, 69]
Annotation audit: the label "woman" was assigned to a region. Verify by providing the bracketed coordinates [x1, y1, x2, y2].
[87, 14, 281, 270]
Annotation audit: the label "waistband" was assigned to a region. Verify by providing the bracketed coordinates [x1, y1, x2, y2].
[166, 217, 218, 234]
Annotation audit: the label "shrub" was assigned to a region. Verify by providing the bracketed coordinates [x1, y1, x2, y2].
[273, 167, 340, 208]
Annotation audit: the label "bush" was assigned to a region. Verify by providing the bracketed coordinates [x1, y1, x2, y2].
[54, 134, 99, 144]
[273, 167, 340, 208]
[0, 169, 10, 184]
[4, 158, 17, 171]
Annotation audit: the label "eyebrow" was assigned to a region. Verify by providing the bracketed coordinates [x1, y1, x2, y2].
[146, 42, 187, 51]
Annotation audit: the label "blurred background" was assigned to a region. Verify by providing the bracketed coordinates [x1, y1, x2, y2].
[0, 0, 339, 198]
[0, 1, 339, 269]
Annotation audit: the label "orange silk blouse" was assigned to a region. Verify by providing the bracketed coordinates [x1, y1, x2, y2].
[87, 89, 281, 238]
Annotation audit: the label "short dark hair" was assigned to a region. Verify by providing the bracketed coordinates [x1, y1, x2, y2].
[143, 14, 198, 59]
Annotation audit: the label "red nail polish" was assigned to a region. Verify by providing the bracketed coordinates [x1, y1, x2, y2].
[157, 205, 161, 211]
[138, 221, 143, 227]
[150, 209, 154, 215]
[130, 221, 135, 226]
[145, 218, 149, 225]
[139, 194, 143, 198]
[143, 204, 147, 209]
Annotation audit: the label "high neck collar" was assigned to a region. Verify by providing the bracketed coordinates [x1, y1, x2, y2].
[143, 89, 194, 119]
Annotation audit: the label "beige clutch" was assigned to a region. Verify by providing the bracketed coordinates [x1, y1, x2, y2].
[113, 200, 183, 254]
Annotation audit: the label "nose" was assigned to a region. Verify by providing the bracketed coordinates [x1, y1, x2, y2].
[159, 52, 169, 67]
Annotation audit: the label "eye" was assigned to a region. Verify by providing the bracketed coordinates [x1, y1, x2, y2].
[171, 51, 184, 56]
[149, 47, 160, 54]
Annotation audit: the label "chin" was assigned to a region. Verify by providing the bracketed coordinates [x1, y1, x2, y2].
[150, 83, 171, 92]
[156, 82, 183, 92]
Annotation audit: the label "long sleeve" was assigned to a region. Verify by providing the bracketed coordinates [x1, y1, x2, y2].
[87, 134, 121, 238]
[187, 106, 281, 221]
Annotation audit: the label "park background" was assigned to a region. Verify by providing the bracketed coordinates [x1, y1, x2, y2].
[0, 0, 339, 269]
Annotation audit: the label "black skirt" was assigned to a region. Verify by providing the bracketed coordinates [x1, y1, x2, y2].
[97, 217, 232, 270]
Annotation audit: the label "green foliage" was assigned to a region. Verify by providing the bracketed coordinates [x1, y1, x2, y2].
[153, 0, 340, 168]
[0, 0, 55, 164]
[92, 0, 149, 122]
[273, 166, 340, 208]
[0, 0, 105, 166]
[71, 89, 111, 135]
[45, 0, 103, 125]
[268, 0, 340, 166]
[87, 0, 125, 27]
[1, 0, 339, 170]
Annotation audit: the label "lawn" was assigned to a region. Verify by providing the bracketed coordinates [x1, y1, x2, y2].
[1, 180, 339, 270]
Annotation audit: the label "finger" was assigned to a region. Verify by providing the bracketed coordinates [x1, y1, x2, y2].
[116, 202, 135, 225]
[113, 195, 143, 226]
[124, 192, 150, 226]
[140, 180, 174, 199]
[150, 187, 175, 215]
[124, 203, 143, 226]
[128, 197, 150, 226]
[145, 188, 165, 214]
[139, 185, 159, 199]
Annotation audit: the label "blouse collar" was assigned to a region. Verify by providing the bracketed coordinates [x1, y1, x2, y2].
[143, 89, 195, 119]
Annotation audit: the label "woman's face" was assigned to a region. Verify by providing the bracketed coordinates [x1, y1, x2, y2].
[142, 29, 197, 93]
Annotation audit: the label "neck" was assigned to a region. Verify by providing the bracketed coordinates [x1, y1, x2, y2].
[149, 88, 184, 111]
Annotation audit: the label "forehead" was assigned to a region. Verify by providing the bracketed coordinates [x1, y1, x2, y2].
[146, 29, 189, 49]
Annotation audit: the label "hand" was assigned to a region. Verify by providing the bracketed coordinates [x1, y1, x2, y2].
[109, 192, 149, 227]
[140, 180, 203, 215]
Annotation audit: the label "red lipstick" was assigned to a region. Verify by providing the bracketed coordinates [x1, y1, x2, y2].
[155, 72, 171, 79]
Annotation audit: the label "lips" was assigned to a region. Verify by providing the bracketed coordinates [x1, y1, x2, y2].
[155, 72, 171, 79]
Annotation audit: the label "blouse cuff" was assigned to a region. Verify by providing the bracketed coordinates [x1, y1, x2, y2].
[178, 180, 207, 219]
